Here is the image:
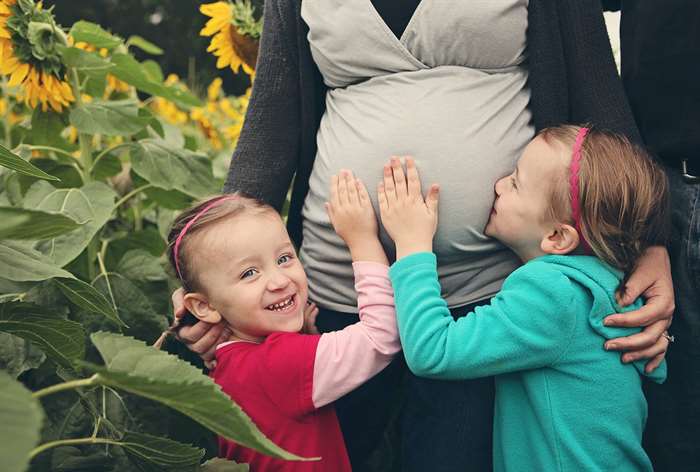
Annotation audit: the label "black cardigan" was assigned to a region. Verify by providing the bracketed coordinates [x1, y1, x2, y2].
[224, 0, 640, 245]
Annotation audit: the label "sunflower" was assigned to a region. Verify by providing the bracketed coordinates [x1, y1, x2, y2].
[200, 1, 261, 76]
[0, 0, 74, 112]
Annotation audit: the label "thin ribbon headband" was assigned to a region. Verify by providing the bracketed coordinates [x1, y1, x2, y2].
[569, 127, 593, 254]
[174, 195, 238, 280]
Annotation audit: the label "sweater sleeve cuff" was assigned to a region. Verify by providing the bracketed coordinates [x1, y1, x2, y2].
[352, 261, 390, 279]
[389, 252, 437, 279]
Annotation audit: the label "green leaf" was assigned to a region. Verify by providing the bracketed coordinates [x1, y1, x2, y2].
[0, 302, 85, 368]
[87, 332, 311, 461]
[30, 109, 69, 147]
[0, 332, 46, 378]
[0, 370, 44, 472]
[0, 241, 74, 282]
[200, 458, 249, 471]
[91, 150, 122, 180]
[110, 53, 202, 108]
[22, 181, 117, 267]
[90, 273, 165, 342]
[0, 143, 59, 181]
[55, 277, 126, 328]
[69, 100, 150, 136]
[69, 21, 122, 49]
[59, 46, 115, 75]
[116, 249, 167, 282]
[0, 206, 82, 240]
[120, 431, 204, 471]
[131, 140, 215, 199]
[126, 35, 164, 55]
[142, 60, 164, 83]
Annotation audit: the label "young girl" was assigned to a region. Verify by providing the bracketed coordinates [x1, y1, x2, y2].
[374, 125, 669, 471]
[162, 175, 398, 471]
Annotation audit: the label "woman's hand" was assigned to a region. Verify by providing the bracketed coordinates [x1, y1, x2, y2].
[378, 156, 439, 260]
[327, 169, 388, 265]
[603, 246, 675, 373]
[171, 287, 231, 369]
[302, 302, 320, 335]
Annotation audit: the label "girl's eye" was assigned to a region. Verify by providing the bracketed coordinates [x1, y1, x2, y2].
[277, 254, 293, 265]
[241, 268, 257, 279]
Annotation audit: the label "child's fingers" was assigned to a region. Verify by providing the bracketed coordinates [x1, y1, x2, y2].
[330, 174, 340, 207]
[338, 170, 349, 205]
[405, 156, 422, 197]
[324, 201, 335, 224]
[391, 156, 408, 198]
[378, 182, 389, 213]
[426, 184, 440, 214]
[345, 170, 359, 205]
[357, 178, 372, 207]
[383, 163, 397, 202]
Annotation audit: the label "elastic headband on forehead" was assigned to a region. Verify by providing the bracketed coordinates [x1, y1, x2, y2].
[569, 127, 593, 254]
[174, 195, 238, 281]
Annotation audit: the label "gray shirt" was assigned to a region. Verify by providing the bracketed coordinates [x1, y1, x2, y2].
[300, 0, 534, 312]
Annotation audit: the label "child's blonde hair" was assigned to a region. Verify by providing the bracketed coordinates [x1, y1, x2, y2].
[166, 193, 276, 293]
[540, 125, 670, 277]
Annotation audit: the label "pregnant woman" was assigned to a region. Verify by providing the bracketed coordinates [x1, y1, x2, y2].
[177, 1, 674, 470]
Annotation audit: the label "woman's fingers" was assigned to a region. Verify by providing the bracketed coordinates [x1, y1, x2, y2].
[645, 352, 666, 374]
[378, 182, 389, 213]
[357, 178, 371, 206]
[338, 169, 349, 205]
[171, 288, 187, 317]
[604, 318, 667, 352]
[330, 174, 340, 207]
[621, 335, 669, 364]
[178, 321, 229, 355]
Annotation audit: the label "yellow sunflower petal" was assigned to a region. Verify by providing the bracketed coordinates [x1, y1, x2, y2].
[7, 62, 28, 85]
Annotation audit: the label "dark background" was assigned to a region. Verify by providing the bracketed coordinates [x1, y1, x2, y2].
[45, 0, 265, 97]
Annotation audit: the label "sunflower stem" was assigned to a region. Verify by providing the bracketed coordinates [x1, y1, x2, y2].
[1, 77, 12, 147]
[33, 375, 99, 400]
[29, 437, 120, 460]
[69, 68, 94, 180]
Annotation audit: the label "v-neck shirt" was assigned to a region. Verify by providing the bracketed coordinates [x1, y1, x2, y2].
[300, 0, 534, 312]
[370, 0, 422, 39]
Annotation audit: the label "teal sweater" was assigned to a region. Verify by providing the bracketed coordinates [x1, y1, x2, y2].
[390, 253, 666, 472]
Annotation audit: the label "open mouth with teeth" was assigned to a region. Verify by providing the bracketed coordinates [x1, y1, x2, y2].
[265, 294, 297, 313]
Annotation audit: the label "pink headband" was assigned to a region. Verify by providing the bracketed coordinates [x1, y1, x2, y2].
[569, 127, 593, 254]
[174, 195, 238, 280]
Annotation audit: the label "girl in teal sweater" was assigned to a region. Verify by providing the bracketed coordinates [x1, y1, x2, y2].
[373, 125, 670, 471]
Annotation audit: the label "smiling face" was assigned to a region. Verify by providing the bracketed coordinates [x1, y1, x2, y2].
[187, 211, 308, 343]
[484, 135, 570, 261]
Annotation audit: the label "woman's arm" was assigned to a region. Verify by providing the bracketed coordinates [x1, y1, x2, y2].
[390, 253, 576, 380]
[558, 1, 673, 370]
[223, 0, 303, 211]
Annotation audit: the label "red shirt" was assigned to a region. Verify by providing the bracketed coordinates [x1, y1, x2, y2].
[213, 332, 351, 471]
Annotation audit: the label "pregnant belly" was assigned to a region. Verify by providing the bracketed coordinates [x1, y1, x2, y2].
[305, 66, 534, 263]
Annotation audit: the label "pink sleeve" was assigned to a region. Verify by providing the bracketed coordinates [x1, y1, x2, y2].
[312, 261, 400, 408]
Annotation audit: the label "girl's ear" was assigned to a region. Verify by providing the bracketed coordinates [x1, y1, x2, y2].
[183, 293, 222, 324]
[540, 223, 579, 255]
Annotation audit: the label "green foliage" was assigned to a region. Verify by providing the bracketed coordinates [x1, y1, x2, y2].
[88, 332, 309, 461]
[0, 206, 82, 240]
[0, 302, 85, 369]
[0, 4, 276, 470]
[0, 371, 44, 472]
[0, 144, 59, 181]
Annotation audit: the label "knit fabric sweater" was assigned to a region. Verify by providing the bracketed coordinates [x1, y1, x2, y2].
[223, 0, 640, 246]
[390, 252, 666, 471]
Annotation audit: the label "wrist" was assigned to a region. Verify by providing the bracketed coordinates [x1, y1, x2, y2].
[348, 238, 388, 265]
[395, 240, 433, 260]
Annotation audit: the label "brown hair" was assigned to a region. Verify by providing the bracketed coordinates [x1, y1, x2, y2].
[166, 192, 276, 293]
[540, 125, 670, 277]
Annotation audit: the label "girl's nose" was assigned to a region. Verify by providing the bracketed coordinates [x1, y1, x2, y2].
[494, 176, 507, 196]
[267, 271, 291, 291]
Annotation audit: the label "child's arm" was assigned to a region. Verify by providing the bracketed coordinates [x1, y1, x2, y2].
[378, 158, 576, 379]
[390, 253, 577, 379]
[311, 170, 399, 409]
